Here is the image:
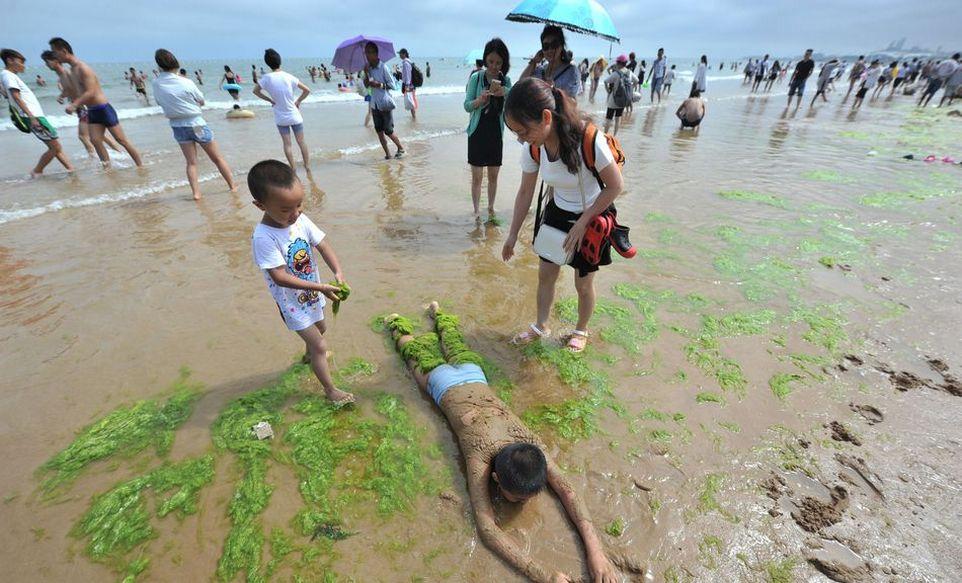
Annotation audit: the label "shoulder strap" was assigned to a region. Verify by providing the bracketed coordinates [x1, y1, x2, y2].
[581, 124, 598, 171]
[553, 64, 573, 82]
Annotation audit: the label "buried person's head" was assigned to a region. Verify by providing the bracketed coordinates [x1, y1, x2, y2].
[248, 159, 304, 227]
[492, 442, 547, 502]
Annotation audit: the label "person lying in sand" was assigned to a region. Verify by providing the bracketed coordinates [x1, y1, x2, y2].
[384, 304, 636, 583]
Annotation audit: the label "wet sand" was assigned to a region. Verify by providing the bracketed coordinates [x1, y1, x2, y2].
[1, 86, 961, 582]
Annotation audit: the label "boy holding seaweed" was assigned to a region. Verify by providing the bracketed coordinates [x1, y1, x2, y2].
[248, 160, 354, 405]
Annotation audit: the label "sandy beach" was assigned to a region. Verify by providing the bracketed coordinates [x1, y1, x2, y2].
[1, 61, 961, 582]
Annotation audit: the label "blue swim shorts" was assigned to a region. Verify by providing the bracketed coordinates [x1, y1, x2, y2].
[277, 123, 304, 135]
[172, 125, 213, 144]
[426, 363, 487, 405]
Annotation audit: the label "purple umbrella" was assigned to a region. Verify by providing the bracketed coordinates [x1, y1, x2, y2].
[332, 35, 395, 74]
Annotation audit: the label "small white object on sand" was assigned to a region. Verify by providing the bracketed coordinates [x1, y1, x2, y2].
[251, 421, 274, 440]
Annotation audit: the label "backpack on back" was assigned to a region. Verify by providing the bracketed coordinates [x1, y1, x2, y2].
[411, 64, 424, 88]
[529, 123, 626, 190]
[611, 71, 631, 108]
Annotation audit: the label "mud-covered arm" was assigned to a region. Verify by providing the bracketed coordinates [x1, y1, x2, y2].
[465, 458, 559, 583]
[546, 460, 619, 583]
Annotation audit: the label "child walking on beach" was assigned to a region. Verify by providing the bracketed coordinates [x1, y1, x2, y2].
[248, 160, 355, 405]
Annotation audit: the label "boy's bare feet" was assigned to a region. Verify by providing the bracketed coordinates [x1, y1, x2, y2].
[326, 387, 355, 406]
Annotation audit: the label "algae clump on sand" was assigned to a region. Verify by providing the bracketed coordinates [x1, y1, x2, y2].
[38, 369, 202, 497]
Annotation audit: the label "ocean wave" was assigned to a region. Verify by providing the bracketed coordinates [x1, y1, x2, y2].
[0, 85, 466, 132]
[674, 72, 745, 82]
[0, 173, 220, 225]
[333, 128, 462, 156]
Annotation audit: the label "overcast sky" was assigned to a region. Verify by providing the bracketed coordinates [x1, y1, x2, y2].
[3, 0, 958, 63]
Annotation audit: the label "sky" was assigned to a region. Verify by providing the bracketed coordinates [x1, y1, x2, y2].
[3, 0, 959, 63]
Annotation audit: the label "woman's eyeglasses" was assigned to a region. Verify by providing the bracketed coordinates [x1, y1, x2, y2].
[541, 41, 560, 51]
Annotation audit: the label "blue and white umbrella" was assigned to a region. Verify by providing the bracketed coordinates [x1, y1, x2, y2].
[506, 0, 620, 43]
[464, 49, 485, 65]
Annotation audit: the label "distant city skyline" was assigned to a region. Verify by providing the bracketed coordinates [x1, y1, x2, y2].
[3, 0, 958, 63]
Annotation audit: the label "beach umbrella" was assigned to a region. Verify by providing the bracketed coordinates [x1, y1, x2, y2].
[333, 35, 395, 74]
[505, 0, 620, 43]
[464, 49, 484, 65]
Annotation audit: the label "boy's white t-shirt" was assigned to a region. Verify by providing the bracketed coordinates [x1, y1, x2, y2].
[1, 70, 45, 118]
[520, 129, 615, 213]
[257, 70, 304, 126]
[251, 214, 326, 331]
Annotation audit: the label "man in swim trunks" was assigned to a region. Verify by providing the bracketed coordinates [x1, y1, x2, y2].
[48, 37, 143, 168]
[41, 50, 121, 158]
[128, 67, 151, 105]
[383, 304, 628, 583]
[1, 48, 74, 177]
[676, 89, 705, 130]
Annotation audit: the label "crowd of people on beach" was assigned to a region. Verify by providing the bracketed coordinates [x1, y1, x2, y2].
[2, 30, 961, 582]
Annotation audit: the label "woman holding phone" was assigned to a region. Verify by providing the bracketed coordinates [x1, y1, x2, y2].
[464, 38, 512, 218]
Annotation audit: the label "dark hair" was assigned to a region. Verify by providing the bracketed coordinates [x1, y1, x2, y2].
[482, 37, 510, 76]
[1, 48, 25, 64]
[629, 52, 636, 58]
[399, 48, 409, 58]
[41, 50, 56, 62]
[154, 49, 179, 71]
[690, 89, 702, 98]
[540, 25, 570, 63]
[505, 77, 589, 174]
[805, 49, 814, 54]
[224, 65, 232, 72]
[493, 443, 547, 497]
[364, 41, 379, 54]
[49, 37, 73, 54]
[475, 59, 484, 68]
[858, 55, 864, 59]
[953, 53, 961, 60]
[701, 55, 708, 64]
[248, 160, 299, 202]
[264, 48, 281, 70]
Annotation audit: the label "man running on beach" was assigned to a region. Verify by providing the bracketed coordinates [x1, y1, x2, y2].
[851, 59, 882, 110]
[646, 47, 667, 103]
[843, 56, 866, 103]
[1, 48, 73, 177]
[787, 49, 815, 109]
[41, 50, 121, 158]
[383, 305, 627, 583]
[129, 68, 150, 105]
[253, 48, 312, 173]
[919, 54, 960, 108]
[48, 37, 143, 168]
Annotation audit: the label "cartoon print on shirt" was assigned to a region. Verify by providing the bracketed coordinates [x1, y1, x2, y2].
[286, 238, 320, 305]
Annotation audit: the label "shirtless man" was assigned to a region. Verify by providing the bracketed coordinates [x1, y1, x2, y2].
[48, 37, 143, 168]
[676, 89, 706, 130]
[384, 305, 632, 583]
[41, 50, 121, 158]
[128, 67, 151, 105]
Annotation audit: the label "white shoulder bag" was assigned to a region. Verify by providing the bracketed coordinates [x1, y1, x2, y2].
[532, 155, 587, 265]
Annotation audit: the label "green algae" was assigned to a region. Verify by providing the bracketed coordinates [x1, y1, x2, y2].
[332, 357, 376, 384]
[684, 335, 747, 396]
[764, 557, 797, 583]
[818, 256, 837, 268]
[644, 211, 674, 223]
[699, 535, 724, 569]
[39, 369, 202, 497]
[265, 528, 295, 578]
[718, 190, 790, 209]
[718, 421, 741, 433]
[802, 169, 854, 184]
[434, 311, 485, 368]
[213, 364, 307, 583]
[696, 392, 725, 405]
[604, 517, 625, 537]
[74, 455, 214, 569]
[612, 283, 678, 342]
[120, 557, 150, 583]
[696, 473, 738, 523]
[788, 305, 848, 353]
[329, 281, 351, 316]
[520, 342, 621, 441]
[399, 333, 447, 374]
[769, 373, 803, 400]
[555, 297, 646, 353]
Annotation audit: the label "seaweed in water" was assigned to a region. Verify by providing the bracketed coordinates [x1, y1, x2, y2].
[717, 189, 790, 209]
[212, 364, 307, 582]
[769, 373, 803, 400]
[399, 333, 447, 374]
[39, 369, 202, 497]
[74, 455, 214, 568]
[520, 342, 622, 441]
[697, 473, 738, 523]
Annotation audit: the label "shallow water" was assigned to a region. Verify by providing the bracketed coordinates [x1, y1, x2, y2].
[1, 67, 961, 582]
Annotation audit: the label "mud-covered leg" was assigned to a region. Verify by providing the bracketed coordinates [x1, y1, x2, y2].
[385, 314, 444, 391]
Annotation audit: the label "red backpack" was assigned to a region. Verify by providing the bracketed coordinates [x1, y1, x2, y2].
[529, 123, 626, 190]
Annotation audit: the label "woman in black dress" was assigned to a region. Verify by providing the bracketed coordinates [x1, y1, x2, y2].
[464, 38, 512, 218]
